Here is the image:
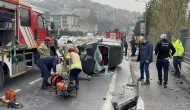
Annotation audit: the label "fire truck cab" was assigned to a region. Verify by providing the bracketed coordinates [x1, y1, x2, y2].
[106, 29, 121, 40]
[0, 0, 56, 89]
[106, 29, 127, 41]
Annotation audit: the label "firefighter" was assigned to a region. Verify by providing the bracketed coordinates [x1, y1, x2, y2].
[37, 37, 51, 58]
[68, 47, 82, 90]
[172, 36, 184, 78]
[155, 34, 176, 88]
[58, 42, 79, 77]
[36, 56, 63, 90]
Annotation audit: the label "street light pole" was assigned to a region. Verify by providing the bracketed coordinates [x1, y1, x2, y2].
[144, 2, 147, 38]
[135, 0, 147, 38]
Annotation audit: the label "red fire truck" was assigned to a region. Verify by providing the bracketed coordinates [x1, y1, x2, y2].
[0, 0, 56, 89]
[105, 29, 126, 40]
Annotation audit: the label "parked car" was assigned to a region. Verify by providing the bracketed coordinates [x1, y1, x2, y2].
[68, 37, 77, 44]
[57, 36, 70, 47]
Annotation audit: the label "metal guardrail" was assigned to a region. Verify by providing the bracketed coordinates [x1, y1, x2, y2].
[183, 37, 190, 65]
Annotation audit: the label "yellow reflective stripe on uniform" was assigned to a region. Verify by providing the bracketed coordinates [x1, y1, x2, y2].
[70, 63, 82, 70]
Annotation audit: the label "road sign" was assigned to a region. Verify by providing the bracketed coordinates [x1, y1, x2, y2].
[138, 17, 144, 22]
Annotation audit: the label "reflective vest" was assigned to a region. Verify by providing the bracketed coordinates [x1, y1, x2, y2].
[67, 52, 82, 71]
[172, 39, 184, 57]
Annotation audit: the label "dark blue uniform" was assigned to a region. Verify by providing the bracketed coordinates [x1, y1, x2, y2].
[36, 56, 58, 87]
[124, 40, 128, 56]
[155, 39, 176, 85]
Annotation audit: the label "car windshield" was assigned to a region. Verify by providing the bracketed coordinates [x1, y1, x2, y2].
[59, 38, 68, 41]
[61, 36, 69, 39]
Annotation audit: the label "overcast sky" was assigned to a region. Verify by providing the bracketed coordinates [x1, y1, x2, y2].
[91, 0, 150, 13]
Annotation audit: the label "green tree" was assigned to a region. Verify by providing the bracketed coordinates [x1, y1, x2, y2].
[146, 0, 189, 46]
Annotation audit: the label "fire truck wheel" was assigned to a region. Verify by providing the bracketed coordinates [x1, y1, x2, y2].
[0, 66, 5, 89]
[50, 50, 55, 56]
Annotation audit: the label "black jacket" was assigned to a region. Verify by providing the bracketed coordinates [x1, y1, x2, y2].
[155, 39, 176, 59]
[124, 40, 128, 48]
[130, 39, 137, 48]
[53, 39, 58, 47]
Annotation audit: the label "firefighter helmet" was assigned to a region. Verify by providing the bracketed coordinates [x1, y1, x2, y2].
[68, 47, 75, 52]
[44, 37, 51, 41]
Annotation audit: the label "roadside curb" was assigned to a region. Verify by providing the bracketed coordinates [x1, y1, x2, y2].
[127, 51, 145, 110]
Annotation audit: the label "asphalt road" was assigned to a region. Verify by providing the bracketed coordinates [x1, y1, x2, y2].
[0, 51, 136, 110]
[0, 66, 113, 110]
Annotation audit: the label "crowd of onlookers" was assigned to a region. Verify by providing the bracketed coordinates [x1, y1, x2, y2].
[123, 34, 184, 88]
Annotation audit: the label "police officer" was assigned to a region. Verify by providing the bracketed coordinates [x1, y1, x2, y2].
[68, 47, 82, 90]
[155, 34, 176, 88]
[37, 37, 51, 58]
[36, 56, 62, 90]
[172, 36, 184, 78]
[59, 41, 79, 77]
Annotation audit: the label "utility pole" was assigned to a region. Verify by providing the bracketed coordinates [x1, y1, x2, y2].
[135, 0, 147, 38]
[145, 3, 147, 38]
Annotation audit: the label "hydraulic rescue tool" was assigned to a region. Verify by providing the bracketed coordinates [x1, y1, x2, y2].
[0, 89, 23, 109]
[49, 74, 78, 101]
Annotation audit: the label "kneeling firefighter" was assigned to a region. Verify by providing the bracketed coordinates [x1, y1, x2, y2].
[36, 56, 63, 90]
[68, 47, 82, 89]
[59, 42, 79, 77]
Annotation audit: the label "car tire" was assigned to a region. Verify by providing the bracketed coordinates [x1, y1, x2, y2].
[0, 66, 5, 90]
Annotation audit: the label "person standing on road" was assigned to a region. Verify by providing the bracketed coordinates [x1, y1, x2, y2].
[130, 36, 137, 56]
[68, 47, 82, 90]
[124, 37, 128, 56]
[37, 37, 51, 58]
[36, 56, 62, 90]
[172, 36, 184, 78]
[137, 36, 153, 85]
[155, 34, 176, 88]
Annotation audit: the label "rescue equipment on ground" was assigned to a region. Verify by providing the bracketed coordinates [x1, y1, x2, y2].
[49, 74, 78, 101]
[0, 89, 23, 109]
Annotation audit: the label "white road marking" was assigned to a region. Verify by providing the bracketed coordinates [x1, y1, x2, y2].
[102, 67, 118, 110]
[136, 96, 145, 110]
[1, 89, 21, 99]
[29, 78, 42, 84]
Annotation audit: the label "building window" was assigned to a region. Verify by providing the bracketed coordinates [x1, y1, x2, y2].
[62, 15, 67, 19]
[20, 8, 31, 27]
[62, 19, 67, 24]
[53, 16, 61, 20]
[38, 16, 44, 29]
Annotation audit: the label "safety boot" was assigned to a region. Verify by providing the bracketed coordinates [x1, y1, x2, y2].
[41, 86, 49, 90]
